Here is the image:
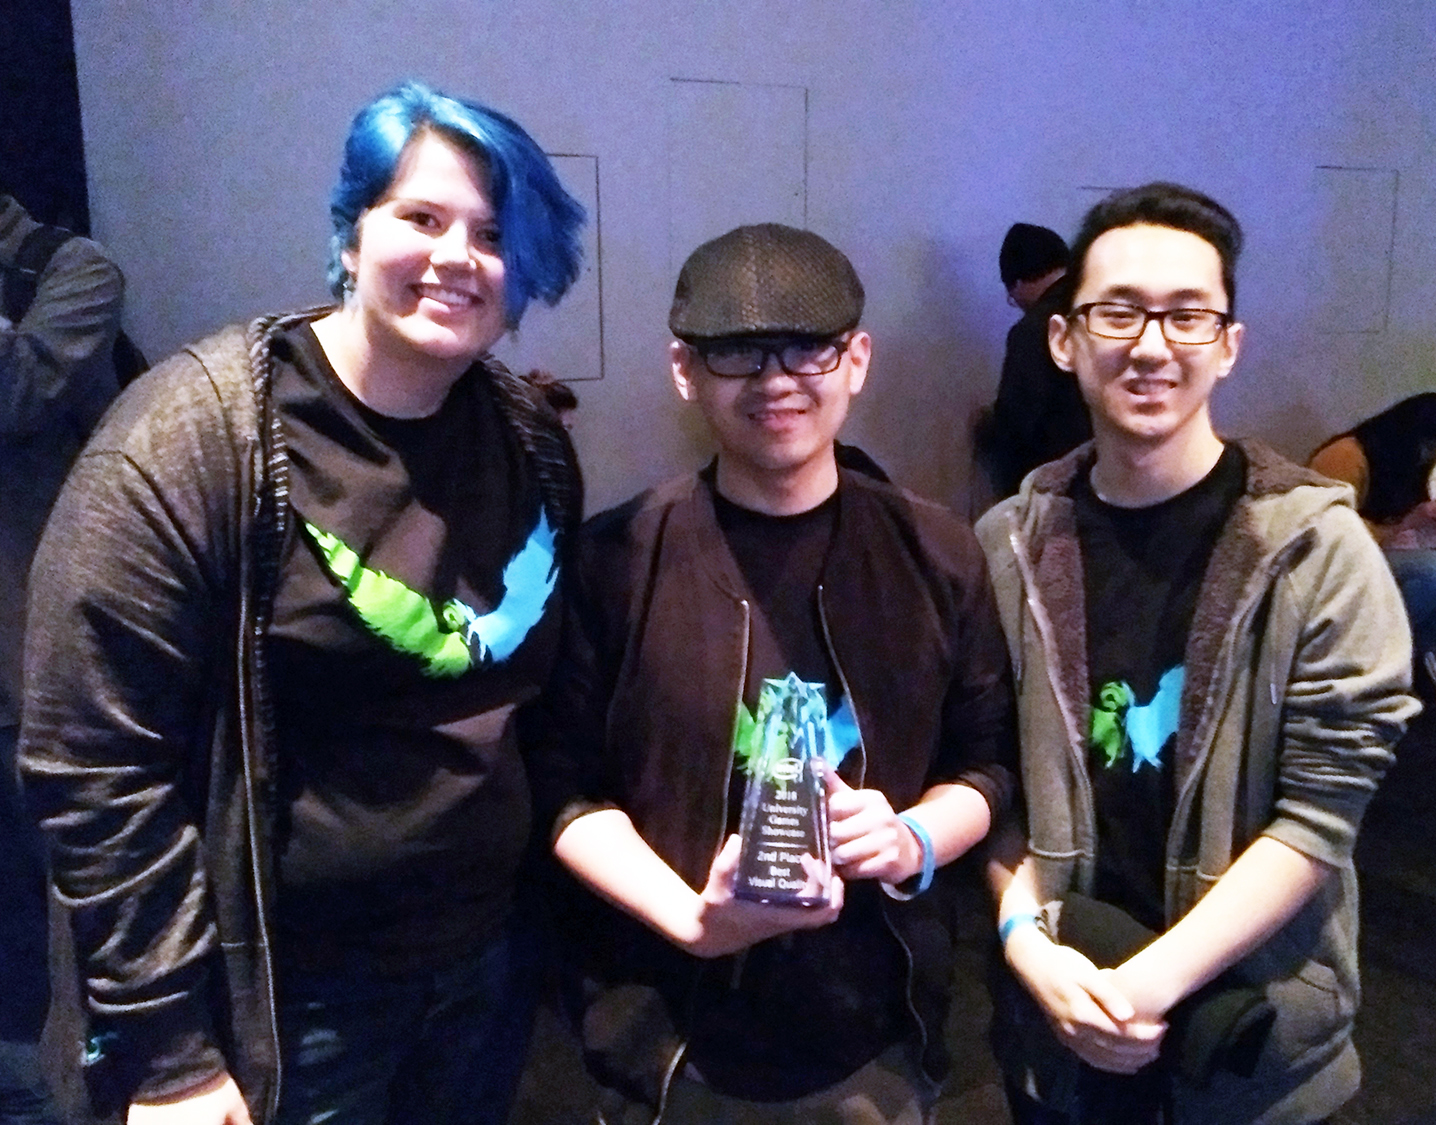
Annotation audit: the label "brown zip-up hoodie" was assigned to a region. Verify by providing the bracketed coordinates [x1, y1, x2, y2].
[20, 312, 580, 1121]
[975, 440, 1419, 1124]
[536, 469, 1017, 1113]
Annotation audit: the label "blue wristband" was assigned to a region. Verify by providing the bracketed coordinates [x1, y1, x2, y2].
[896, 812, 935, 894]
[999, 911, 1040, 946]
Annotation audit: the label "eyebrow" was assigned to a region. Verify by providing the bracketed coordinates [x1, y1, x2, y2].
[1098, 284, 1221, 307]
[385, 193, 496, 216]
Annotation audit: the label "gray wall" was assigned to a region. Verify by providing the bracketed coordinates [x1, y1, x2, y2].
[74, 0, 1436, 512]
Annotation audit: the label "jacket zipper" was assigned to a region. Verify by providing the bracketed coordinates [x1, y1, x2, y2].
[716, 598, 752, 858]
[815, 587, 935, 1075]
[1165, 530, 1313, 880]
[245, 316, 300, 1123]
[237, 531, 282, 1122]
[652, 597, 753, 1122]
[1003, 515, 1096, 817]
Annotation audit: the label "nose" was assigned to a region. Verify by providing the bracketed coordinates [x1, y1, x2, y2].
[1129, 313, 1172, 360]
[430, 223, 475, 268]
[753, 350, 798, 389]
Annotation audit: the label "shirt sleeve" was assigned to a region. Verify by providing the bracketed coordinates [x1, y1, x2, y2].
[1263, 505, 1419, 866]
[932, 524, 1020, 820]
[0, 235, 123, 438]
[19, 360, 237, 1106]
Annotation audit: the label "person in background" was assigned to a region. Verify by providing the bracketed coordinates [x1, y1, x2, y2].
[1, 187, 123, 1125]
[538, 223, 1016, 1124]
[980, 222, 1091, 500]
[977, 183, 1417, 1124]
[1308, 393, 1436, 690]
[20, 82, 583, 1125]
[523, 367, 579, 430]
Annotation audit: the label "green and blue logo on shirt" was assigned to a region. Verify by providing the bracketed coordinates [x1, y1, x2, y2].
[304, 509, 558, 677]
[1091, 664, 1184, 771]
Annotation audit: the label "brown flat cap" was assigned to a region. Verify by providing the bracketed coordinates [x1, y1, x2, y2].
[669, 223, 864, 340]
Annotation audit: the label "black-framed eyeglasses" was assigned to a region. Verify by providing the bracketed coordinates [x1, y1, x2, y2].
[691, 335, 850, 379]
[1071, 302, 1232, 346]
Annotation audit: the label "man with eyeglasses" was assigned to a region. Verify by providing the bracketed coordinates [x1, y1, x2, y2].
[976, 183, 1418, 1123]
[536, 223, 1016, 1123]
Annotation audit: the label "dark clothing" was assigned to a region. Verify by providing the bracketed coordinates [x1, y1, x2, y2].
[977, 441, 1418, 1123]
[988, 280, 1091, 498]
[0, 728, 49, 1042]
[711, 485, 839, 706]
[268, 325, 555, 976]
[694, 482, 907, 1097]
[1074, 445, 1245, 931]
[833, 441, 890, 483]
[19, 312, 580, 1120]
[0, 193, 121, 726]
[535, 469, 1017, 1109]
[272, 914, 540, 1125]
[1, 193, 120, 1124]
[1346, 392, 1436, 522]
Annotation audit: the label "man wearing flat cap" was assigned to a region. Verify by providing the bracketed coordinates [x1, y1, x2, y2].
[535, 224, 1017, 1123]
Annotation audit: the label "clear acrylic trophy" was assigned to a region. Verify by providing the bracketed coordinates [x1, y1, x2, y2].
[733, 673, 833, 906]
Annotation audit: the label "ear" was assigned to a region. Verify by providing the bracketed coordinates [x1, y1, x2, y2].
[340, 244, 358, 285]
[842, 331, 872, 395]
[1048, 312, 1076, 372]
[670, 340, 697, 401]
[1215, 320, 1244, 382]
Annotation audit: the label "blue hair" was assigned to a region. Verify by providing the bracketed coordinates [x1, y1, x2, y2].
[328, 81, 585, 326]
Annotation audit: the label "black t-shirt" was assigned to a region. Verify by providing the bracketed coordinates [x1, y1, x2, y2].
[683, 480, 908, 1100]
[1074, 445, 1245, 931]
[267, 324, 561, 974]
[713, 484, 839, 711]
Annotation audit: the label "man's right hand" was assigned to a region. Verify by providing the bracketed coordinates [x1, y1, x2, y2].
[128, 1073, 252, 1125]
[1003, 925, 1165, 1074]
[684, 834, 844, 958]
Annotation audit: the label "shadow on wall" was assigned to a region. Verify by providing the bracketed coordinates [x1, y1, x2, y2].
[1221, 328, 1436, 464]
[860, 236, 1002, 515]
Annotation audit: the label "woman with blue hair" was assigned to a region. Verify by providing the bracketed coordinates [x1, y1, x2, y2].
[20, 83, 585, 1125]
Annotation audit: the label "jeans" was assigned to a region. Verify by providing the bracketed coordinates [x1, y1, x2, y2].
[0, 726, 51, 1044]
[273, 915, 540, 1125]
[0, 728, 62, 1125]
[0, 1042, 62, 1125]
[1385, 548, 1436, 668]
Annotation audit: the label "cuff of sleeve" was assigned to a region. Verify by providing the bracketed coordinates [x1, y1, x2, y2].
[1261, 813, 1355, 871]
[550, 798, 622, 846]
[84, 994, 224, 1111]
[949, 763, 1016, 824]
[129, 1029, 227, 1105]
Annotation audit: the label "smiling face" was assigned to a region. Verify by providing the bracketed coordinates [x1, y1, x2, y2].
[1049, 223, 1243, 453]
[671, 331, 871, 512]
[340, 129, 507, 379]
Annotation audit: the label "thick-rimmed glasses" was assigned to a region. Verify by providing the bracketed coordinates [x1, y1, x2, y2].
[692, 336, 850, 378]
[1072, 302, 1232, 346]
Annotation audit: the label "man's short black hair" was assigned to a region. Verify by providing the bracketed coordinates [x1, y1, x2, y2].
[999, 223, 1069, 289]
[1064, 182, 1243, 315]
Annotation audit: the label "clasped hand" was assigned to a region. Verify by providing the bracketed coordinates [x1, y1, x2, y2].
[1004, 926, 1167, 1074]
